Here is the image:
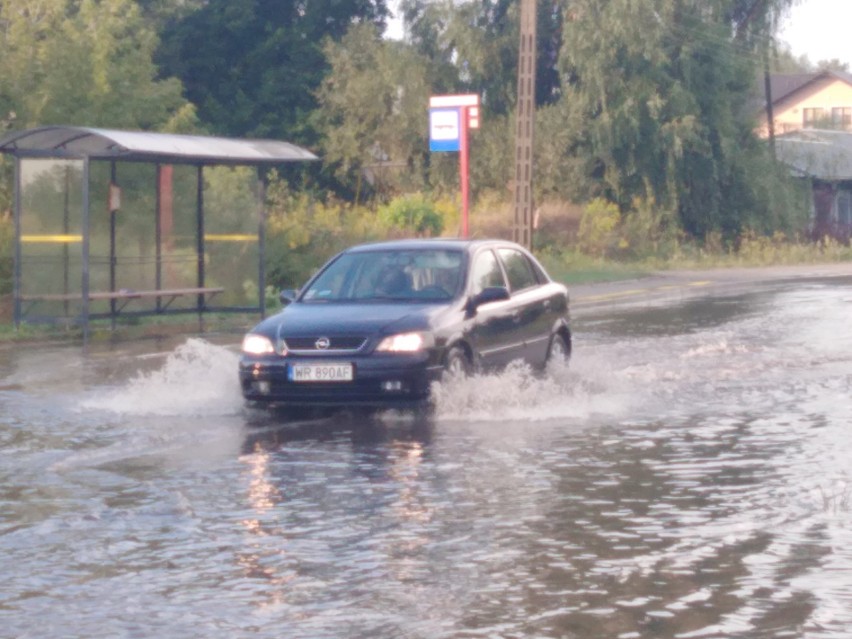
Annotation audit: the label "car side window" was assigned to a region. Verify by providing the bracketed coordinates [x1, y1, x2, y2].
[498, 248, 539, 292]
[470, 250, 506, 295]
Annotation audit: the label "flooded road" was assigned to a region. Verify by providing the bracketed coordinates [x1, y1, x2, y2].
[1, 270, 851, 638]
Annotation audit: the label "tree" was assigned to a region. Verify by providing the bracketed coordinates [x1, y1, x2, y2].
[156, 0, 390, 145]
[0, 0, 191, 131]
[313, 20, 528, 204]
[314, 24, 434, 199]
[816, 58, 850, 73]
[0, 0, 197, 249]
[134, 0, 206, 28]
[400, 0, 563, 115]
[771, 46, 812, 73]
[551, 0, 800, 239]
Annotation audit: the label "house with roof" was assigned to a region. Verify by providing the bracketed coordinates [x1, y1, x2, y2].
[774, 129, 852, 240]
[757, 71, 852, 241]
[758, 70, 852, 138]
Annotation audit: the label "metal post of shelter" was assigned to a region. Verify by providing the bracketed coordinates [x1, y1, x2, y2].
[109, 161, 118, 329]
[257, 168, 268, 319]
[12, 157, 22, 327]
[81, 157, 91, 341]
[63, 167, 71, 316]
[195, 165, 205, 323]
[155, 163, 163, 301]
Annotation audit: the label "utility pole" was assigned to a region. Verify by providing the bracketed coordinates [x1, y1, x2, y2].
[512, 0, 537, 249]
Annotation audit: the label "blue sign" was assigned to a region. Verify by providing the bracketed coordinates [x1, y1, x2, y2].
[429, 108, 460, 152]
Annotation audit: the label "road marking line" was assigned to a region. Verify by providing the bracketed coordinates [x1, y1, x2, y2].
[577, 289, 648, 302]
[575, 280, 716, 303]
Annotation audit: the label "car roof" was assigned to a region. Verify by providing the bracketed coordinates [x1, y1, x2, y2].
[344, 238, 525, 254]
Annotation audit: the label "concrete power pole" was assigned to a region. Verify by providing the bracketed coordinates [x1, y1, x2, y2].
[512, 0, 537, 249]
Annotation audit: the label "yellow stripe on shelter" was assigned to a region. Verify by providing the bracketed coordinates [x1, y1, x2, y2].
[21, 234, 84, 243]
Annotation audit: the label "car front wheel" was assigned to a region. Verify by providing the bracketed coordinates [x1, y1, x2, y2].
[444, 345, 471, 380]
[546, 332, 571, 368]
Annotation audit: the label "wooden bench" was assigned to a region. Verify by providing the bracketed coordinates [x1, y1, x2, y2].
[19, 287, 225, 314]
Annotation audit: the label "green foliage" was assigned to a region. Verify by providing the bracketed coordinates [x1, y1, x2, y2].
[577, 198, 620, 257]
[537, 248, 654, 284]
[736, 230, 796, 264]
[539, 226, 852, 285]
[263, 176, 389, 289]
[555, 0, 798, 240]
[730, 230, 852, 265]
[0, 0, 829, 293]
[401, 0, 562, 114]
[618, 197, 681, 260]
[262, 184, 464, 290]
[378, 195, 444, 236]
[535, 102, 594, 203]
[468, 114, 514, 202]
[0, 0, 191, 130]
[314, 24, 433, 197]
[0, 158, 12, 220]
[156, 0, 389, 144]
[203, 166, 257, 232]
[0, 212, 12, 295]
[433, 196, 463, 236]
[240, 281, 282, 313]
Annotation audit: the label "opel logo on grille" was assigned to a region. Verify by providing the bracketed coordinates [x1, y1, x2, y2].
[315, 337, 331, 350]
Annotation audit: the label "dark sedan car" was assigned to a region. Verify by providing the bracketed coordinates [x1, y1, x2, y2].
[239, 239, 571, 410]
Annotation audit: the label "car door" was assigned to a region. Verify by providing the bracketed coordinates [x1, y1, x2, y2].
[465, 248, 522, 369]
[496, 247, 552, 365]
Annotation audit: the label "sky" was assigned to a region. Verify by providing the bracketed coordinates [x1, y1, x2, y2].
[385, 5, 403, 40]
[777, 0, 852, 67]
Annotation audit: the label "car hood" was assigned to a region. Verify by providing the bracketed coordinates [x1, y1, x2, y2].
[253, 301, 449, 338]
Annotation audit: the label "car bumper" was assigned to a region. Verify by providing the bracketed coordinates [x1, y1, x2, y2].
[239, 353, 444, 409]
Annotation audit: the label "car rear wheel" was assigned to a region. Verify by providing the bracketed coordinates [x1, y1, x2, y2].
[546, 332, 571, 368]
[444, 346, 471, 380]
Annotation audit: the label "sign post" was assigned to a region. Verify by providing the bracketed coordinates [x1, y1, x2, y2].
[429, 94, 480, 237]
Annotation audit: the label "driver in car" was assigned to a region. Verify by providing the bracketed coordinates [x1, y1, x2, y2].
[375, 267, 412, 297]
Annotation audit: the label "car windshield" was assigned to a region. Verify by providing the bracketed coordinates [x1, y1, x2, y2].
[301, 249, 464, 302]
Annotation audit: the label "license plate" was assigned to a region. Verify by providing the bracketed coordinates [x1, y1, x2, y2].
[288, 362, 354, 383]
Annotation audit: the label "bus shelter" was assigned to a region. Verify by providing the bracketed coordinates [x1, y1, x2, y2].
[0, 126, 317, 334]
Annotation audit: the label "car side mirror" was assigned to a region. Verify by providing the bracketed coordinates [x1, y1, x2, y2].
[470, 286, 510, 310]
[279, 289, 298, 306]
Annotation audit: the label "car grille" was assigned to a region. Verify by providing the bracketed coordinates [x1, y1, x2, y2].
[282, 336, 368, 354]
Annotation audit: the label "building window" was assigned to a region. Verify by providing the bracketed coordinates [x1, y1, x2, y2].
[803, 107, 827, 128]
[832, 107, 852, 130]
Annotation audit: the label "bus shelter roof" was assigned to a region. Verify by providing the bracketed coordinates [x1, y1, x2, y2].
[0, 125, 318, 165]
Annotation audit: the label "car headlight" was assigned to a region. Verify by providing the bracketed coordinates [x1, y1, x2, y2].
[376, 331, 434, 353]
[242, 333, 275, 355]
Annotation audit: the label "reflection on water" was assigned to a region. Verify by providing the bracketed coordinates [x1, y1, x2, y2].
[0, 281, 851, 638]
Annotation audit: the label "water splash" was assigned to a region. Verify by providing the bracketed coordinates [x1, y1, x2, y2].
[431, 357, 633, 423]
[80, 338, 243, 416]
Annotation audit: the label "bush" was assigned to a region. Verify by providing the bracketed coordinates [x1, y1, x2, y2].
[378, 195, 444, 237]
[263, 186, 466, 291]
[617, 197, 680, 260]
[577, 198, 620, 257]
[264, 183, 387, 289]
